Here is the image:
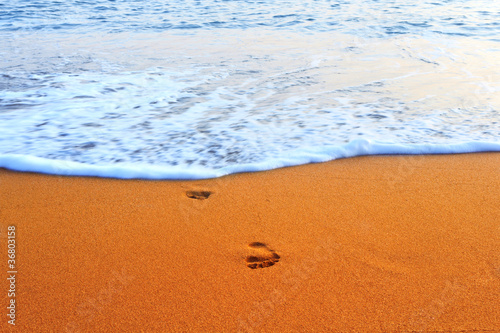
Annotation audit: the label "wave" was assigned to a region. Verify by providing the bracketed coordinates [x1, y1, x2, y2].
[1, 140, 499, 180]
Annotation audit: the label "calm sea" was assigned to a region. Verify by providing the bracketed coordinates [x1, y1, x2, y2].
[0, 0, 499, 179]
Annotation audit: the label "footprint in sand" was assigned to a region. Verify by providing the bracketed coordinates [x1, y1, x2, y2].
[245, 242, 280, 269]
[186, 190, 212, 200]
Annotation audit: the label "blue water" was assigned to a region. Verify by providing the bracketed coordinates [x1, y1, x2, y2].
[0, 0, 499, 179]
[1, 0, 499, 38]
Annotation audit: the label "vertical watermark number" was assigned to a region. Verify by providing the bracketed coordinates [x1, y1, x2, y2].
[6, 225, 17, 326]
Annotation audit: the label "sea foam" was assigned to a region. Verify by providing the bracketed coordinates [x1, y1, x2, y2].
[1, 140, 499, 180]
[1, 2, 499, 180]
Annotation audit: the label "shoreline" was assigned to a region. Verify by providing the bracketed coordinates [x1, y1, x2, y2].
[2, 140, 500, 180]
[1, 153, 499, 332]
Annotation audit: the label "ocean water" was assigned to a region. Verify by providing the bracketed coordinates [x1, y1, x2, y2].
[0, 0, 499, 179]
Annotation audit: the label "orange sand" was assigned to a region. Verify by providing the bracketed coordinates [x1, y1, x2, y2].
[0, 153, 499, 332]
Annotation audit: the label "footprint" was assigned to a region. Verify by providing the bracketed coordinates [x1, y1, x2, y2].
[186, 190, 212, 200]
[245, 242, 280, 269]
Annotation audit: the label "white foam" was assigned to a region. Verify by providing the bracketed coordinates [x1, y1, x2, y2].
[1, 31, 499, 179]
[1, 140, 499, 180]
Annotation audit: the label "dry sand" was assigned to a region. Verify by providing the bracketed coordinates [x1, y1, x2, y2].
[0, 153, 499, 332]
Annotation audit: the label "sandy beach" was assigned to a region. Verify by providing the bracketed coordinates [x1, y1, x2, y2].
[1, 153, 499, 332]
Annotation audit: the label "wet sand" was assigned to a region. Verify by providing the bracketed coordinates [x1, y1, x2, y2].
[1, 153, 499, 332]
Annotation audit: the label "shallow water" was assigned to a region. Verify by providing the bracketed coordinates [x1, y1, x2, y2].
[1, 0, 499, 178]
